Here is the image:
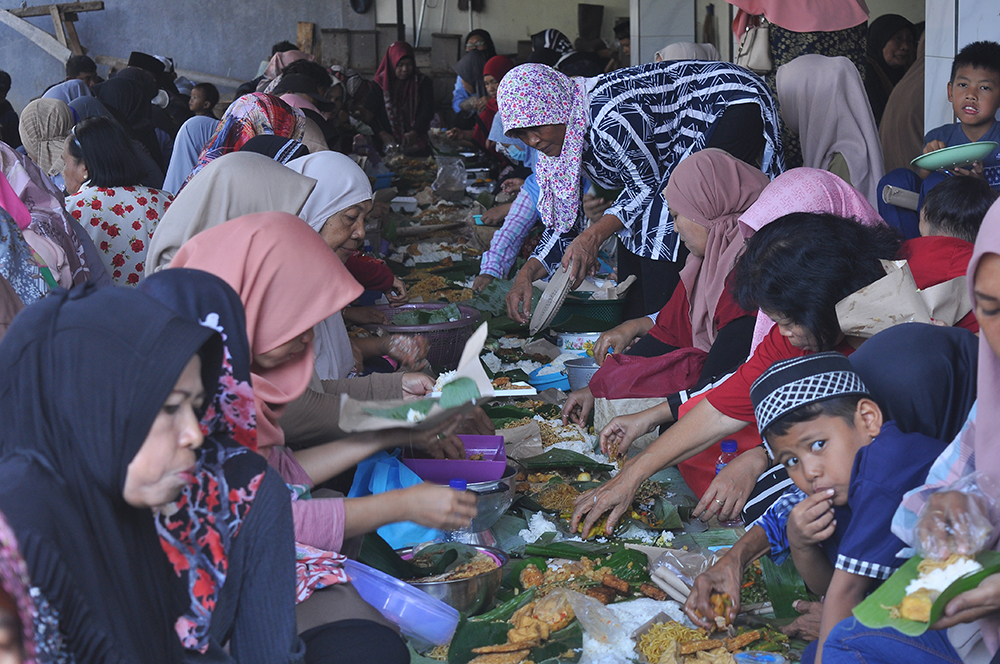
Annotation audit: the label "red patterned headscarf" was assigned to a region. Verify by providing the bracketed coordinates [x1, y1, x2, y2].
[374, 41, 426, 141]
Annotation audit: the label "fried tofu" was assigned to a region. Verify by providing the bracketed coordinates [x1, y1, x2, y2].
[899, 588, 935, 622]
[532, 592, 575, 631]
[601, 573, 630, 594]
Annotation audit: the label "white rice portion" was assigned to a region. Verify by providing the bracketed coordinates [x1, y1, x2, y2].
[579, 597, 693, 664]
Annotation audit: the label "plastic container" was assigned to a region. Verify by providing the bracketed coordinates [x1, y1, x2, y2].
[389, 196, 418, 213]
[556, 331, 603, 352]
[715, 440, 743, 527]
[371, 172, 395, 190]
[565, 356, 599, 391]
[403, 435, 507, 484]
[361, 304, 481, 370]
[343, 558, 460, 645]
[734, 653, 787, 664]
[528, 366, 571, 392]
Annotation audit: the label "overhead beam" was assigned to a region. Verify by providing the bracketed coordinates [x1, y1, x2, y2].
[0, 9, 71, 62]
[8, 2, 103, 18]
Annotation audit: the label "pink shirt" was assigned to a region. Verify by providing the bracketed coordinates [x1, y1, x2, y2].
[729, 0, 869, 34]
[268, 447, 346, 553]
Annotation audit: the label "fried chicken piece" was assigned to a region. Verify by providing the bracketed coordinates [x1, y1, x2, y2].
[601, 573, 630, 595]
[584, 586, 617, 604]
[679, 639, 726, 655]
[519, 565, 544, 589]
[467, 650, 531, 664]
[639, 582, 668, 601]
[724, 630, 761, 652]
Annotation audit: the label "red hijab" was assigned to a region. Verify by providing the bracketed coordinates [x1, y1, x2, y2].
[374, 41, 425, 139]
[480, 55, 515, 135]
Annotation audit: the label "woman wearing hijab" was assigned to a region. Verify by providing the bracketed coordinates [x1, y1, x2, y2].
[822, 199, 1000, 664]
[0, 208, 48, 306]
[447, 55, 515, 152]
[183, 93, 305, 188]
[94, 76, 166, 169]
[530, 29, 575, 66]
[0, 141, 106, 287]
[880, 33, 926, 173]
[17, 98, 73, 182]
[561, 151, 768, 488]
[367, 41, 434, 154]
[0, 284, 301, 664]
[498, 61, 783, 323]
[452, 49, 489, 115]
[162, 115, 219, 194]
[167, 214, 476, 663]
[451, 29, 497, 113]
[63, 117, 173, 286]
[776, 54, 885, 206]
[865, 14, 917, 126]
[654, 42, 720, 62]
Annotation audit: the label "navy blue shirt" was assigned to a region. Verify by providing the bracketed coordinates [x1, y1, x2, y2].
[822, 421, 945, 580]
[924, 120, 1000, 190]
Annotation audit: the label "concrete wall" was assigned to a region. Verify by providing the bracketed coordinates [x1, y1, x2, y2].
[373, 0, 630, 57]
[0, 0, 376, 112]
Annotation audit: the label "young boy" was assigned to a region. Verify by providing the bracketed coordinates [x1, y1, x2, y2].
[749, 353, 945, 664]
[188, 82, 219, 119]
[919, 175, 998, 242]
[878, 40, 1000, 238]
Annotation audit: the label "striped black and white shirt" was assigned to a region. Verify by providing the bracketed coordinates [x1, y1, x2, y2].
[532, 60, 784, 270]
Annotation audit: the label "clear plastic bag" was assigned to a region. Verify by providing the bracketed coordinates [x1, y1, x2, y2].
[556, 589, 622, 643]
[915, 471, 999, 560]
[650, 549, 720, 586]
[431, 157, 467, 201]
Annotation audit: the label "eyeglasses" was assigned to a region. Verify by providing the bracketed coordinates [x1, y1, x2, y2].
[466, 40, 485, 50]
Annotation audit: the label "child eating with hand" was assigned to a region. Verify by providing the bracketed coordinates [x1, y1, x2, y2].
[878, 40, 1000, 238]
[750, 353, 946, 664]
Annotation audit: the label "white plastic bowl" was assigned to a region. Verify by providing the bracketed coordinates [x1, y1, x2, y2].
[390, 196, 418, 213]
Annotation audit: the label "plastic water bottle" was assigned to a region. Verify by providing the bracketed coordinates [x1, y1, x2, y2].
[715, 440, 743, 527]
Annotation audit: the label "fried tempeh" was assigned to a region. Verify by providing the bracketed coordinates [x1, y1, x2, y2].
[472, 641, 537, 654]
[725, 629, 761, 652]
[679, 639, 726, 655]
[584, 585, 617, 604]
[467, 650, 532, 664]
[601, 573, 630, 594]
[639, 582, 668, 601]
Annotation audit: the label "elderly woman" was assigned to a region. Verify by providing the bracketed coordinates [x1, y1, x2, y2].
[498, 61, 783, 322]
[864, 14, 917, 126]
[367, 42, 434, 154]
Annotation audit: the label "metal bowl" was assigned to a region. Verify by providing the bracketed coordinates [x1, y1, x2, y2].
[402, 545, 508, 615]
[468, 463, 518, 533]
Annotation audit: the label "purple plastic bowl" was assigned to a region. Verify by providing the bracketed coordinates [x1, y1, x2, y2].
[402, 435, 506, 484]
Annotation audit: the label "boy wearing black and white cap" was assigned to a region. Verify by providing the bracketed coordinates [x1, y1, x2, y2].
[750, 352, 944, 664]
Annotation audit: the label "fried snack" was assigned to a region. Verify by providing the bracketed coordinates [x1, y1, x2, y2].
[467, 650, 531, 664]
[639, 582, 668, 601]
[895, 554, 983, 621]
[532, 591, 575, 631]
[493, 376, 512, 389]
[898, 588, 935, 622]
[692, 648, 736, 663]
[519, 565, 545, 589]
[473, 641, 538, 654]
[602, 573, 630, 595]
[584, 585, 617, 604]
[724, 629, 761, 652]
[679, 639, 726, 655]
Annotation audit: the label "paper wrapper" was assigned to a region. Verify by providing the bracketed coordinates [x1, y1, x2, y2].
[837, 260, 972, 338]
[500, 421, 544, 460]
[338, 323, 495, 432]
[632, 611, 683, 664]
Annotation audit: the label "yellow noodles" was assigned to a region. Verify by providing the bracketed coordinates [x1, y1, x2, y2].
[637, 622, 703, 662]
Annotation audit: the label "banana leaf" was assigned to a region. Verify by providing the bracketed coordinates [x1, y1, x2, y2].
[362, 398, 436, 421]
[531, 622, 583, 663]
[600, 548, 651, 583]
[439, 377, 481, 409]
[483, 405, 534, 421]
[520, 449, 614, 472]
[524, 540, 621, 560]
[503, 557, 549, 591]
[759, 555, 816, 619]
[357, 535, 479, 579]
[448, 617, 582, 664]
[854, 551, 1000, 635]
[473, 588, 538, 623]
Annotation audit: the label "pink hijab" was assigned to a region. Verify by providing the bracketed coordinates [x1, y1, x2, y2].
[169, 213, 363, 450]
[263, 50, 314, 81]
[738, 168, 885, 354]
[730, 0, 869, 34]
[663, 149, 770, 352]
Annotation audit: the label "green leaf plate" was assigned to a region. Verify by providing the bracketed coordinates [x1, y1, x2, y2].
[520, 449, 614, 472]
[854, 551, 1000, 635]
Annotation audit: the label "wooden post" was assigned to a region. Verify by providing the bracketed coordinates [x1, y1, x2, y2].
[0, 9, 72, 62]
[297, 21, 316, 56]
[63, 13, 84, 55]
[49, 6, 68, 47]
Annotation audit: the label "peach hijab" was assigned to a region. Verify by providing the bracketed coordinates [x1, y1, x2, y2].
[170, 212, 363, 449]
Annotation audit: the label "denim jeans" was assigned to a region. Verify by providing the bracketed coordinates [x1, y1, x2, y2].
[822, 617, 963, 664]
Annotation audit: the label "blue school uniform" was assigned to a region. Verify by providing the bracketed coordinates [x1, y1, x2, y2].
[877, 119, 1000, 238]
[756, 421, 945, 577]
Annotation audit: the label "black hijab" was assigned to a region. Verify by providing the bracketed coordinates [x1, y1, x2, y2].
[239, 135, 310, 164]
[849, 322, 978, 443]
[865, 14, 914, 124]
[453, 49, 489, 98]
[0, 284, 222, 664]
[95, 75, 165, 166]
[465, 29, 497, 59]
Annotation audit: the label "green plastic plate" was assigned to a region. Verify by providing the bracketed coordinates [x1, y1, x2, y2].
[853, 551, 1000, 635]
[910, 142, 998, 171]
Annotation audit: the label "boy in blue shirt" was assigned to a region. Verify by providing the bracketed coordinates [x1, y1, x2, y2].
[878, 40, 1000, 238]
[749, 353, 944, 664]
